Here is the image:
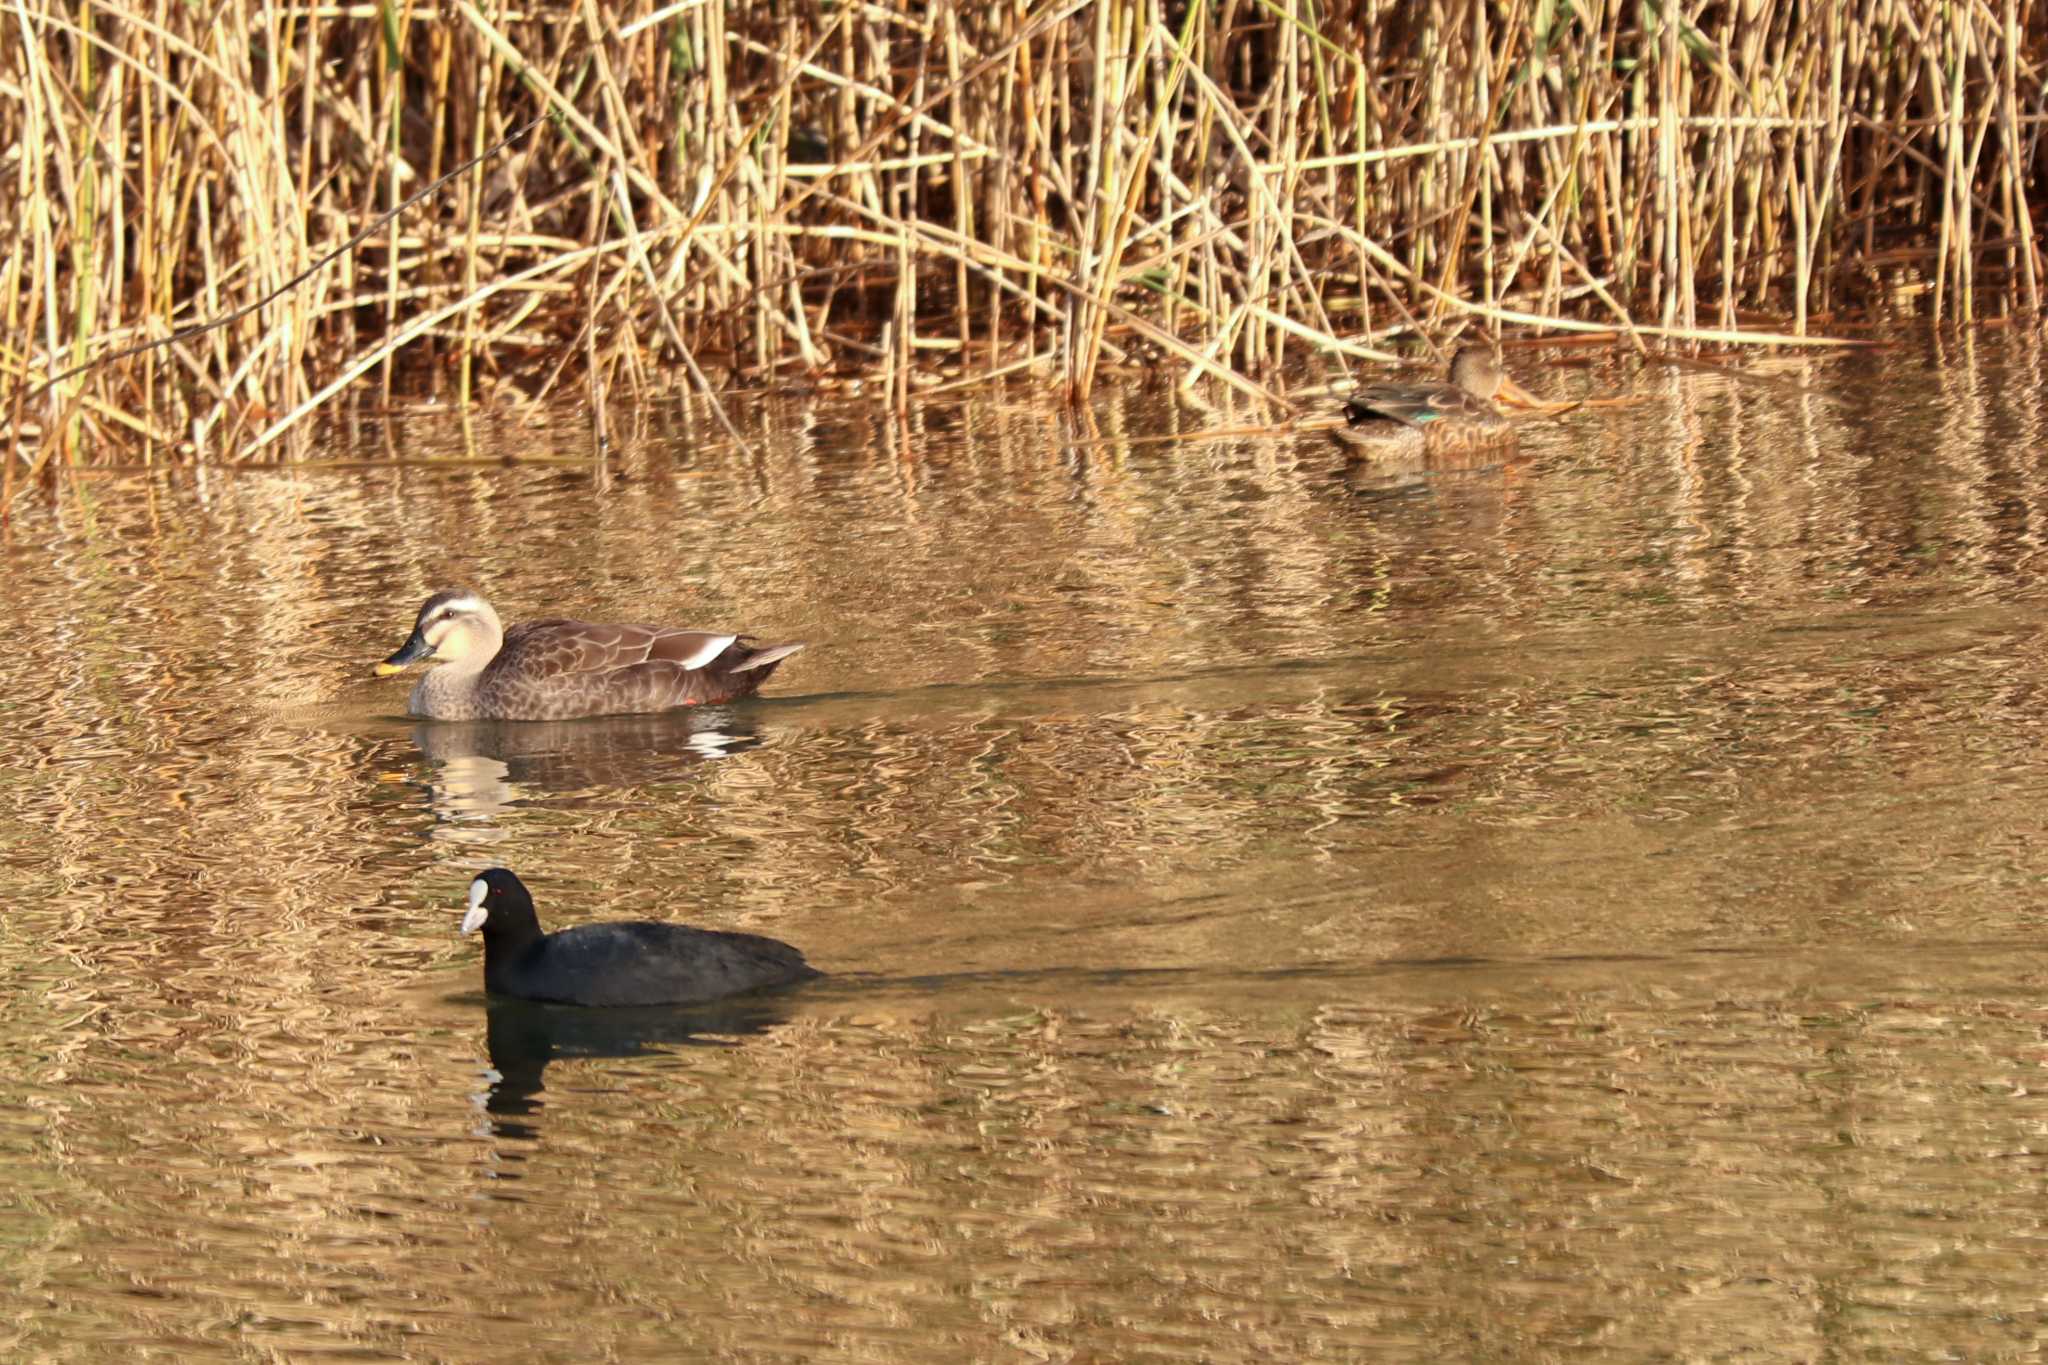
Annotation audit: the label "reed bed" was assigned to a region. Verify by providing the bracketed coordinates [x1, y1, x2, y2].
[2, 0, 2043, 470]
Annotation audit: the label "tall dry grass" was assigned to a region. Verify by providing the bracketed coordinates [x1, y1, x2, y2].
[2, 0, 2043, 471]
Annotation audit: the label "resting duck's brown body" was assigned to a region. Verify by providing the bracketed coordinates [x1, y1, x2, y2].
[1332, 345, 1523, 457]
[376, 590, 804, 721]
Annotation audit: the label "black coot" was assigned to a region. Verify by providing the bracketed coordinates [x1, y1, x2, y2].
[459, 868, 820, 1007]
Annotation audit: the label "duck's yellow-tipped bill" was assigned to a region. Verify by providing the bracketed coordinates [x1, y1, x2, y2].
[374, 628, 434, 677]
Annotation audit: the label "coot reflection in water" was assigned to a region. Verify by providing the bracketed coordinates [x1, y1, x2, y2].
[481, 996, 801, 1126]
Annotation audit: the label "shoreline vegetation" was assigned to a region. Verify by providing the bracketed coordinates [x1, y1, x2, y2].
[3, 0, 2044, 473]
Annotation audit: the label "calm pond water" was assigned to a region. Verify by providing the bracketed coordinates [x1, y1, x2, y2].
[8, 334, 2048, 1360]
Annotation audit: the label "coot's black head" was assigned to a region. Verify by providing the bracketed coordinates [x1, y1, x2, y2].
[462, 868, 544, 941]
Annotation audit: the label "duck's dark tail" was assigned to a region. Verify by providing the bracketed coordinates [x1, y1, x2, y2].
[732, 640, 805, 675]
[716, 641, 806, 698]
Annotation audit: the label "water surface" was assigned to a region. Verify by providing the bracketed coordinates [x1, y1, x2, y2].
[6, 335, 2048, 1360]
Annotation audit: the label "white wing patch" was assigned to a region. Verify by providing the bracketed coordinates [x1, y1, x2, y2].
[677, 634, 736, 670]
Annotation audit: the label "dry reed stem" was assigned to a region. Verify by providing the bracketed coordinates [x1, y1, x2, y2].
[1, 0, 2043, 468]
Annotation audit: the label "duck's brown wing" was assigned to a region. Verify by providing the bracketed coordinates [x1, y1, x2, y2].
[482, 620, 805, 719]
[1343, 381, 1492, 429]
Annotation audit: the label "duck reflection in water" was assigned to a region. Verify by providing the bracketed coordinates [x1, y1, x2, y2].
[1327, 426, 1529, 499]
[480, 996, 801, 1129]
[411, 710, 763, 842]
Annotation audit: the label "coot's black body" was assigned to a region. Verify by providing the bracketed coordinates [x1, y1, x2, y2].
[461, 868, 819, 1008]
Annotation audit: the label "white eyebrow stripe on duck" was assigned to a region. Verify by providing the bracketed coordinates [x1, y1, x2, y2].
[435, 595, 486, 619]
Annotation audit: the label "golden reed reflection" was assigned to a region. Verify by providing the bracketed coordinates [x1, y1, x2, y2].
[2, 337, 2048, 1357]
[9, 960, 2048, 1360]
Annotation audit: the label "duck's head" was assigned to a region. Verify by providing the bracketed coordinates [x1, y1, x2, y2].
[1450, 344, 1544, 407]
[1448, 345, 1506, 400]
[374, 590, 503, 676]
[462, 867, 539, 937]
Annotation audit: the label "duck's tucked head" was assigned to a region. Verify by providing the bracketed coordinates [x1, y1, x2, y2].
[463, 867, 538, 937]
[374, 590, 503, 676]
[1448, 345, 1506, 400]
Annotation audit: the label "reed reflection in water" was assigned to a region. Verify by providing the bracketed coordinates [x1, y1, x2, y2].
[3, 334, 2048, 1358]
